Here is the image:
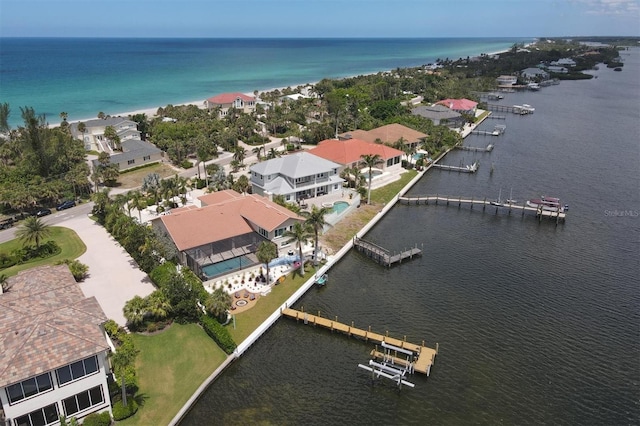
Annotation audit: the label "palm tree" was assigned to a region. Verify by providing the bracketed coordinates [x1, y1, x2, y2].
[114, 193, 132, 217]
[204, 287, 232, 321]
[233, 146, 247, 166]
[123, 295, 148, 328]
[16, 217, 51, 249]
[128, 190, 147, 222]
[302, 205, 331, 266]
[283, 222, 312, 277]
[256, 240, 278, 284]
[146, 290, 172, 320]
[360, 153, 382, 205]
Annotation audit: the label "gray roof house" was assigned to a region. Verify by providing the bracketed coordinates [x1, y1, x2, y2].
[411, 104, 465, 127]
[91, 139, 163, 172]
[521, 67, 550, 80]
[70, 117, 141, 152]
[250, 152, 344, 202]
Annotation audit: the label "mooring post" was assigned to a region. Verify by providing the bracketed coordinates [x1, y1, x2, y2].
[435, 193, 438, 205]
[471, 196, 474, 210]
[483, 197, 486, 211]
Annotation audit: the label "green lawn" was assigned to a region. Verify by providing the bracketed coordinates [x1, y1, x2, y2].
[0, 226, 86, 277]
[370, 169, 418, 204]
[120, 323, 228, 426]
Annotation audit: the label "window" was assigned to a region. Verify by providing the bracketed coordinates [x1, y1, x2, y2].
[387, 158, 393, 167]
[13, 403, 58, 426]
[127, 159, 135, 165]
[6, 373, 52, 404]
[143, 155, 151, 161]
[62, 385, 104, 416]
[56, 356, 99, 386]
[274, 227, 286, 237]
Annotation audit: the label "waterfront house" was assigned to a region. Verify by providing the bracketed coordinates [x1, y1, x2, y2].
[521, 67, 550, 80]
[151, 190, 304, 279]
[250, 152, 344, 202]
[0, 265, 113, 426]
[90, 139, 163, 172]
[411, 104, 465, 127]
[308, 138, 404, 173]
[547, 65, 569, 74]
[70, 117, 140, 152]
[338, 123, 426, 150]
[435, 98, 478, 116]
[551, 58, 576, 67]
[496, 75, 518, 87]
[205, 92, 256, 117]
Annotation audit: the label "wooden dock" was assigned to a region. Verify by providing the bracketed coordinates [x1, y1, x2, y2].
[281, 308, 438, 375]
[398, 194, 566, 223]
[471, 124, 505, 136]
[353, 237, 422, 267]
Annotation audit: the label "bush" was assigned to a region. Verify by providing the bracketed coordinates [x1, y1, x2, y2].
[55, 259, 89, 282]
[81, 411, 112, 426]
[180, 160, 193, 169]
[200, 314, 237, 354]
[149, 262, 177, 287]
[112, 399, 138, 421]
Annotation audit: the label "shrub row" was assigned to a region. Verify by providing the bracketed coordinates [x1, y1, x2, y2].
[199, 314, 237, 354]
[81, 412, 112, 426]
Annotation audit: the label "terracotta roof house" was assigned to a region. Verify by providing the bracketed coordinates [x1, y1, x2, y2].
[435, 98, 478, 115]
[308, 138, 404, 172]
[339, 124, 426, 149]
[91, 139, 164, 172]
[0, 265, 113, 426]
[250, 152, 344, 203]
[205, 92, 256, 117]
[70, 117, 141, 152]
[151, 190, 304, 280]
[411, 104, 465, 127]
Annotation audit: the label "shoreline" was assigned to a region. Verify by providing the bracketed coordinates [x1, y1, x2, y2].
[60, 47, 515, 128]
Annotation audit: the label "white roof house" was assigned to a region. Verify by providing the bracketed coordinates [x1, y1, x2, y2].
[70, 117, 141, 152]
[250, 152, 344, 202]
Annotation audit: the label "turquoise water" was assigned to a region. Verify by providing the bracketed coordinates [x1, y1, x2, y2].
[202, 255, 253, 278]
[413, 153, 424, 160]
[0, 37, 529, 127]
[331, 201, 349, 215]
[362, 169, 383, 180]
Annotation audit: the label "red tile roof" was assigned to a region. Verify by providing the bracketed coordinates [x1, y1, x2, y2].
[206, 92, 255, 105]
[156, 190, 303, 251]
[308, 138, 404, 166]
[436, 98, 478, 111]
[0, 265, 109, 387]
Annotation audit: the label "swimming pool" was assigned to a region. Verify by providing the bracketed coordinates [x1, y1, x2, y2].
[202, 255, 253, 278]
[331, 201, 349, 215]
[361, 169, 383, 180]
[412, 153, 424, 161]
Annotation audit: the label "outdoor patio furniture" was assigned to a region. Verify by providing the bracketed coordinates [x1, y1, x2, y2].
[235, 292, 240, 298]
[250, 294, 256, 301]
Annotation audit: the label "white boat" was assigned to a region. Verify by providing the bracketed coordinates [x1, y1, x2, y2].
[527, 196, 564, 212]
[505, 188, 517, 204]
[490, 188, 503, 206]
[527, 83, 540, 91]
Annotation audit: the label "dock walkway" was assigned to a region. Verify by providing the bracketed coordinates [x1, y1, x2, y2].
[353, 237, 422, 267]
[398, 194, 566, 222]
[281, 308, 438, 375]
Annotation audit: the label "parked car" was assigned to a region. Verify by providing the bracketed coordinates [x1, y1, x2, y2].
[0, 218, 13, 230]
[56, 200, 76, 211]
[35, 208, 52, 217]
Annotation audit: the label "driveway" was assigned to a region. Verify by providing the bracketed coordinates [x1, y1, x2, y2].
[64, 214, 155, 326]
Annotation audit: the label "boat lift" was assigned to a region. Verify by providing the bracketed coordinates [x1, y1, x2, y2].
[357, 360, 415, 389]
[358, 341, 420, 389]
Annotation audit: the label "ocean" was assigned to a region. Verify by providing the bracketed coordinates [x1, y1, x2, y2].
[0, 37, 527, 127]
[180, 49, 640, 424]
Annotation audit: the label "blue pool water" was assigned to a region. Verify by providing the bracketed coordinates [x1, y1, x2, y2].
[331, 201, 349, 215]
[361, 170, 383, 180]
[412, 153, 424, 160]
[202, 255, 253, 278]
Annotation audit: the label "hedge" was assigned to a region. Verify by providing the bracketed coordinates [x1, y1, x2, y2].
[200, 314, 237, 354]
[81, 412, 112, 426]
[149, 262, 177, 288]
[112, 399, 138, 421]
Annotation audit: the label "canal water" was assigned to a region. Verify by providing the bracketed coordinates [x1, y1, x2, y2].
[181, 50, 640, 425]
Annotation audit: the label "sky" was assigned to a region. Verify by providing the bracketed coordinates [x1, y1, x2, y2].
[1, 0, 639, 38]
